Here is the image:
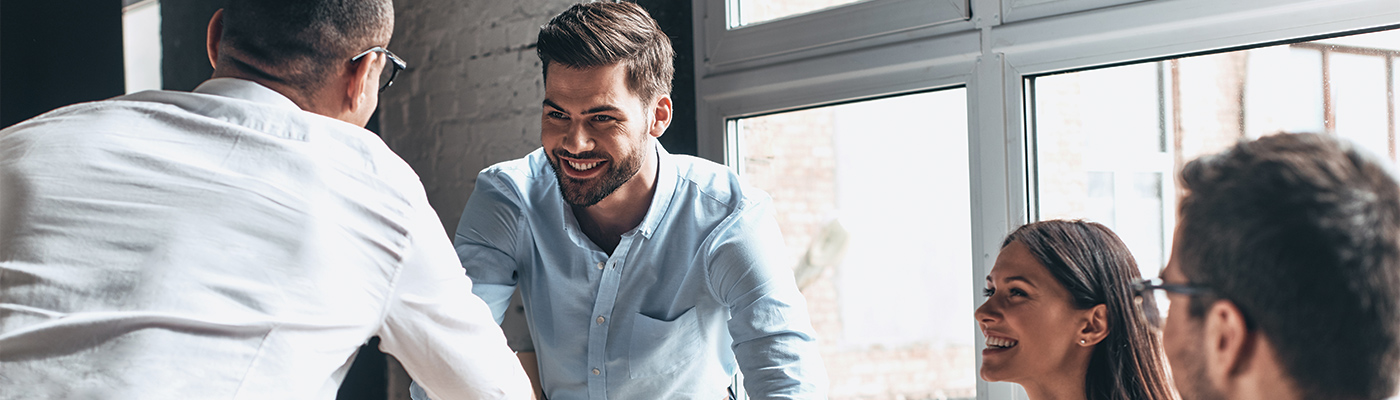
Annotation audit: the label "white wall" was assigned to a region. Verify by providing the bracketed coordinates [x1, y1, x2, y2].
[379, 0, 579, 235]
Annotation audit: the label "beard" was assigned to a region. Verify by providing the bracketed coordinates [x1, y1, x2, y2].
[548, 146, 644, 207]
[1172, 330, 1227, 400]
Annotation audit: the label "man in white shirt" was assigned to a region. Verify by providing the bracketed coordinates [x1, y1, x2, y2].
[0, 1, 531, 399]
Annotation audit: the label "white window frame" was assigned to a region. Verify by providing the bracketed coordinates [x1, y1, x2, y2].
[693, 1, 1400, 399]
[703, 0, 971, 73]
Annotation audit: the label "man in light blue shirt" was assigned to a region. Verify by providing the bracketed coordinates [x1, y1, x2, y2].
[446, 2, 827, 399]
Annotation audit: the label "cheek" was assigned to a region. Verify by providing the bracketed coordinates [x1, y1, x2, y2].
[1019, 308, 1083, 353]
[1162, 313, 1188, 356]
[540, 122, 568, 144]
[541, 118, 564, 132]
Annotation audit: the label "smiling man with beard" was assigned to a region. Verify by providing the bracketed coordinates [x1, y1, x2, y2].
[422, 2, 828, 400]
[1142, 133, 1400, 400]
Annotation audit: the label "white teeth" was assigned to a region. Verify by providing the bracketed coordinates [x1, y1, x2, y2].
[568, 160, 600, 171]
[985, 336, 1018, 348]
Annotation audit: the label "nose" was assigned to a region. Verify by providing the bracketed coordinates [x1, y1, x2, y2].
[974, 297, 999, 327]
[562, 121, 593, 154]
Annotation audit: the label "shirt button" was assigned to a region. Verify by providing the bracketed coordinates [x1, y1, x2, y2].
[596, 316, 605, 324]
[596, 262, 605, 270]
[592, 368, 600, 375]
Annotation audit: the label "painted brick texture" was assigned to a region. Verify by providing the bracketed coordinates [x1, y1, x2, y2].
[380, 0, 580, 235]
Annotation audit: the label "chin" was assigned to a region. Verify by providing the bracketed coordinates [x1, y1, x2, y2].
[979, 366, 1008, 383]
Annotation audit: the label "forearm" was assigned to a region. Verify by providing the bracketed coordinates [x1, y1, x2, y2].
[517, 352, 546, 400]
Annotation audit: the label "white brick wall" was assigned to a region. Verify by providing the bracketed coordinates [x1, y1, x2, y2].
[380, 0, 580, 235]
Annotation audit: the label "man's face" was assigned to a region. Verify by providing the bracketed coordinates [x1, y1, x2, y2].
[1162, 226, 1225, 400]
[541, 63, 660, 207]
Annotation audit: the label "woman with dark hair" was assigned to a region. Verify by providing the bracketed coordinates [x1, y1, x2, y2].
[976, 219, 1175, 400]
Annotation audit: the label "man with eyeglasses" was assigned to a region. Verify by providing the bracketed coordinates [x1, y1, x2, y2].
[0, 1, 530, 398]
[1133, 133, 1400, 400]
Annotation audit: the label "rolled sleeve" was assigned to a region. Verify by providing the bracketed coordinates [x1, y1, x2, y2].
[707, 200, 829, 399]
[454, 171, 527, 324]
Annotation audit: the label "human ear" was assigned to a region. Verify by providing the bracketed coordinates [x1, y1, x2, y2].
[206, 9, 225, 69]
[345, 52, 377, 115]
[1078, 303, 1110, 346]
[649, 95, 672, 138]
[1203, 300, 1252, 380]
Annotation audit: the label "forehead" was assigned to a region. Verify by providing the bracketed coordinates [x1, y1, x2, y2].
[988, 241, 1054, 282]
[544, 63, 641, 108]
[1161, 224, 1189, 281]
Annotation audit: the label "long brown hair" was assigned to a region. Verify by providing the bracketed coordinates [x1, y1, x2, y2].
[1003, 220, 1176, 400]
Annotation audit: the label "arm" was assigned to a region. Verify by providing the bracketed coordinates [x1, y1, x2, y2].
[516, 352, 546, 399]
[376, 191, 532, 400]
[708, 200, 830, 399]
[402, 172, 537, 400]
[454, 172, 528, 324]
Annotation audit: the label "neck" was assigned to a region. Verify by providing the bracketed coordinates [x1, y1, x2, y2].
[1226, 337, 1305, 400]
[1020, 370, 1088, 400]
[211, 63, 327, 116]
[573, 143, 659, 254]
[1020, 350, 1091, 400]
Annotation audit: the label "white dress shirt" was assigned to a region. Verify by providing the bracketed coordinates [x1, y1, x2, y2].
[0, 78, 532, 400]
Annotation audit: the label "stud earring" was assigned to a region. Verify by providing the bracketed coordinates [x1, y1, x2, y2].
[1079, 339, 1087, 344]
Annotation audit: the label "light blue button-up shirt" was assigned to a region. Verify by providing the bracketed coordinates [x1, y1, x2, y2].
[453, 144, 827, 399]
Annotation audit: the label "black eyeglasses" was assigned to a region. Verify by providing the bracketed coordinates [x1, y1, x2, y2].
[351, 46, 407, 92]
[1131, 278, 1212, 330]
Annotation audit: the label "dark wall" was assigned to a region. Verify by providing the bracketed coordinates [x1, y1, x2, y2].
[0, 0, 125, 128]
[160, 0, 223, 91]
[636, 0, 697, 157]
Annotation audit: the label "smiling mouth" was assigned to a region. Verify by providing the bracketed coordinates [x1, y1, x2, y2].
[986, 336, 1019, 349]
[568, 160, 602, 171]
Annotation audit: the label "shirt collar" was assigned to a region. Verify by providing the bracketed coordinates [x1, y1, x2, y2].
[192, 78, 302, 111]
[636, 141, 677, 239]
[553, 140, 678, 242]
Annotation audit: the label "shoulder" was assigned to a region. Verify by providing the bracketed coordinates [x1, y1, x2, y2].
[669, 153, 771, 212]
[479, 148, 549, 181]
[473, 148, 555, 199]
[0, 94, 210, 160]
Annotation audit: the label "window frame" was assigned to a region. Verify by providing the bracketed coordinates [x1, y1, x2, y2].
[701, 0, 971, 74]
[693, 1, 1400, 399]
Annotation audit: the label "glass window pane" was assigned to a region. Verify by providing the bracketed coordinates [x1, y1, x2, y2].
[729, 0, 870, 28]
[1332, 52, 1390, 158]
[1031, 28, 1400, 276]
[1244, 47, 1325, 137]
[122, 0, 162, 94]
[733, 89, 974, 399]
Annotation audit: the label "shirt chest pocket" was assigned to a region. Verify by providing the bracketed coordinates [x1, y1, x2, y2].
[627, 306, 704, 379]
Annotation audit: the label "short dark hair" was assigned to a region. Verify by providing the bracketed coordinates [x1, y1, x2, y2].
[1177, 132, 1400, 400]
[1004, 220, 1175, 400]
[219, 0, 393, 94]
[536, 1, 674, 102]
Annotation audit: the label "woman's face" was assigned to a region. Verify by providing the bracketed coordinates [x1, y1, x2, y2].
[975, 240, 1093, 384]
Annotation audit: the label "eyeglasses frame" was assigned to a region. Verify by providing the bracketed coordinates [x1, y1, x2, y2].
[351, 46, 407, 93]
[1131, 277, 1213, 329]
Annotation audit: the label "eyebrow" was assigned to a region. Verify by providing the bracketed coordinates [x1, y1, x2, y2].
[985, 275, 1037, 288]
[542, 99, 565, 112]
[542, 99, 622, 115]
